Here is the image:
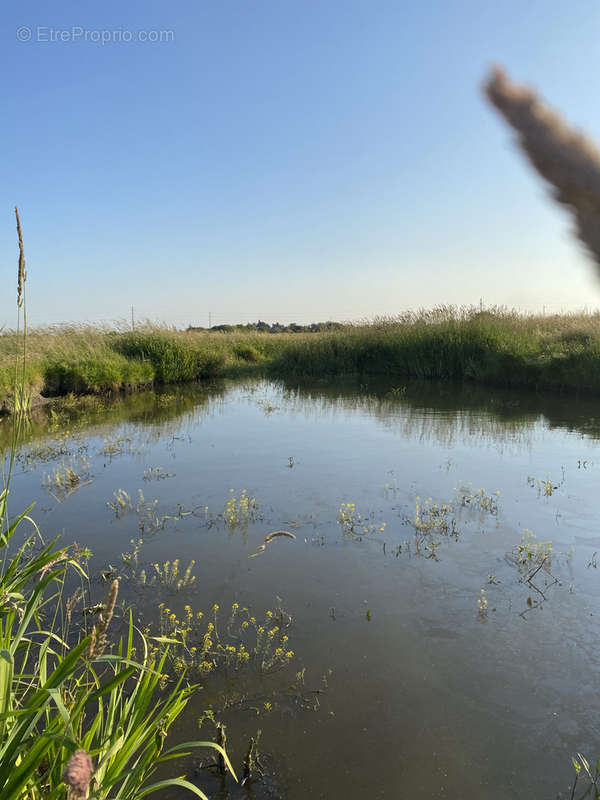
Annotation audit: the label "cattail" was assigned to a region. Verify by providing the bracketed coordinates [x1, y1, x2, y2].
[88, 579, 119, 658]
[483, 65, 600, 278]
[15, 206, 26, 308]
[62, 749, 93, 800]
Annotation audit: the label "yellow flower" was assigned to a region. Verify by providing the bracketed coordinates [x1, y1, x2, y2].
[213, 604, 219, 612]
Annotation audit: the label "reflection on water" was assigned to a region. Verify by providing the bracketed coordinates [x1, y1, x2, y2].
[4, 377, 600, 799]
[7, 376, 600, 457]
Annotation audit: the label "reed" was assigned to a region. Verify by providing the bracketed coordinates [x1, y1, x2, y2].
[484, 65, 600, 276]
[15, 207, 26, 309]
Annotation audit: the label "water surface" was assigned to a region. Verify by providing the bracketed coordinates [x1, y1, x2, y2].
[5, 378, 600, 799]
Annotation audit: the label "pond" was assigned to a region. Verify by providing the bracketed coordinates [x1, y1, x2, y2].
[4, 377, 600, 799]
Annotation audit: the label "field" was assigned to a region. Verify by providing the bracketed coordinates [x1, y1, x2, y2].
[3, 306, 600, 410]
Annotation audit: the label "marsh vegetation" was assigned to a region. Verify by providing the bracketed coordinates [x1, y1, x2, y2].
[5, 306, 600, 412]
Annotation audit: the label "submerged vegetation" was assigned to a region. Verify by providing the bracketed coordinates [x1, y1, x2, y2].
[6, 306, 600, 410]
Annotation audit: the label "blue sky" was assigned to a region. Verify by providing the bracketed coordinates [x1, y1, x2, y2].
[2, 0, 600, 327]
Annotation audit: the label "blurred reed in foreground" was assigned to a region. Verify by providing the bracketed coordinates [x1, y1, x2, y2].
[484, 65, 600, 277]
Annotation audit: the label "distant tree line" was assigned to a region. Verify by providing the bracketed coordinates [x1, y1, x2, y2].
[187, 320, 344, 333]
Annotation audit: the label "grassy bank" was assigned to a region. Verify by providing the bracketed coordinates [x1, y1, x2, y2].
[269, 307, 600, 392]
[0, 326, 262, 409]
[0, 325, 298, 409]
[3, 307, 600, 407]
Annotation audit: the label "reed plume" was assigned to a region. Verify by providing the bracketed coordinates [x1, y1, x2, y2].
[62, 749, 93, 800]
[15, 206, 26, 308]
[88, 579, 118, 659]
[483, 65, 600, 277]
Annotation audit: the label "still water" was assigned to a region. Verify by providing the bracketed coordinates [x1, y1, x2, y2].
[5, 378, 600, 799]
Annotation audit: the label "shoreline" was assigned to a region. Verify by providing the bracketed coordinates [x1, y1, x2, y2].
[3, 309, 600, 411]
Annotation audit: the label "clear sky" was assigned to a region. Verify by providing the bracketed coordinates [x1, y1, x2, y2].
[2, 0, 600, 328]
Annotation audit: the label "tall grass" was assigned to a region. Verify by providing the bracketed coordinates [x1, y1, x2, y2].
[4, 307, 600, 406]
[268, 307, 600, 392]
[0, 210, 235, 798]
[111, 330, 224, 382]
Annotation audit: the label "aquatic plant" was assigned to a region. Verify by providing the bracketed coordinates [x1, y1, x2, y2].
[149, 558, 196, 590]
[143, 465, 173, 481]
[527, 474, 561, 497]
[412, 496, 457, 536]
[453, 482, 500, 515]
[100, 433, 135, 459]
[152, 601, 295, 677]
[107, 487, 133, 517]
[42, 455, 92, 501]
[513, 528, 553, 569]
[107, 488, 177, 533]
[223, 489, 259, 530]
[258, 399, 278, 414]
[337, 503, 386, 538]
[502, 529, 562, 617]
[135, 489, 168, 533]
